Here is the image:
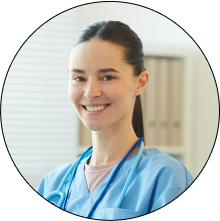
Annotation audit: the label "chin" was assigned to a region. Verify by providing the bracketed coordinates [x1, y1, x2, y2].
[84, 122, 105, 132]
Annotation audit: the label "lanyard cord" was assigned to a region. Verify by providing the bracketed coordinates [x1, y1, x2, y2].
[87, 137, 144, 218]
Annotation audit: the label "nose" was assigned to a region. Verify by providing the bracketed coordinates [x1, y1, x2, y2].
[84, 80, 102, 99]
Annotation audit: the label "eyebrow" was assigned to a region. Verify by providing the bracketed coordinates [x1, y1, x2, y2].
[70, 68, 119, 74]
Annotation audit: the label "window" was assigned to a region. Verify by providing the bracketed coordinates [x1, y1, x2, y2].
[1, 10, 79, 189]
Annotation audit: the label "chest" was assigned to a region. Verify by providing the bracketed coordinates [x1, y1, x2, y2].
[64, 163, 153, 218]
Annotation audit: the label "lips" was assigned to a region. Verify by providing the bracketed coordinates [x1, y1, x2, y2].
[81, 103, 111, 115]
[82, 104, 110, 110]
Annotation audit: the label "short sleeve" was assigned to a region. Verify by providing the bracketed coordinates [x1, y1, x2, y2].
[35, 161, 74, 198]
[151, 186, 185, 212]
[36, 177, 46, 196]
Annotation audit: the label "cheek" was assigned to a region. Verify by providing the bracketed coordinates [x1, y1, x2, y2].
[108, 83, 125, 101]
[68, 84, 81, 106]
[118, 84, 134, 111]
[112, 83, 134, 107]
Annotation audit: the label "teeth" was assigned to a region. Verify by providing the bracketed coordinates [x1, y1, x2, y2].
[86, 104, 109, 111]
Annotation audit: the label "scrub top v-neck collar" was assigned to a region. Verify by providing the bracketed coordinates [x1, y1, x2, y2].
[65, 153, 137, 217]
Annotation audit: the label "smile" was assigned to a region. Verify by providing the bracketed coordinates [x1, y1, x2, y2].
[81, 104, 111, 114]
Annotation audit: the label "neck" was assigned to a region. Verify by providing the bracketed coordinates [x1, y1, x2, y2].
[89, 121, 140, 166]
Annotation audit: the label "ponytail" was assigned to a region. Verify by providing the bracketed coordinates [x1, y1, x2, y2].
[132, 95, 145, 143]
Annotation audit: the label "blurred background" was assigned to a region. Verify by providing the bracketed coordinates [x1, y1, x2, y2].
[1, 2, 219, 189]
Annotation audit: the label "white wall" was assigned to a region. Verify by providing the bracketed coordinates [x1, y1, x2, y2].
[193, 51, 219, 175]
[75, 2, 219, 177]
[76, 3, 197, 49]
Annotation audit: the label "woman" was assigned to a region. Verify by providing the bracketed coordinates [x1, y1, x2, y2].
[37, 21, 194, 219]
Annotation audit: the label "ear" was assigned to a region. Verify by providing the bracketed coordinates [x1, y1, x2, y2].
[135, 70, 149, 96]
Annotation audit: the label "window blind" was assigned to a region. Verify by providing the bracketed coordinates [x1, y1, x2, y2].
[1, 9, 79, 189]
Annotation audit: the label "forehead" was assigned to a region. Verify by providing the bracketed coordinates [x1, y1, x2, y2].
[69, 38, 128, 70]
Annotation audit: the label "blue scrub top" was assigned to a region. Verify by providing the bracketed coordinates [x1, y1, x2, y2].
[36, 148, 194, 219]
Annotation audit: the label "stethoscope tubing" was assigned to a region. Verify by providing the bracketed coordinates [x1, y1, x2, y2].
[45, 147, 93, 208]
[87, 137, 144, 218]
[63, 147, 93, 209]
[115, 140, 144, 208]
[45, 137, 144, 218]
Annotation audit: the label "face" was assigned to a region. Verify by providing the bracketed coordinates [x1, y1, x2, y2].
[68, 38, 140, 132]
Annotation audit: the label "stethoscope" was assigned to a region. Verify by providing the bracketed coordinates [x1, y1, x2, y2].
[46, 137, 144, 218]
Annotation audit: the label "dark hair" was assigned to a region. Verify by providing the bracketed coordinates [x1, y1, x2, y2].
[73, 21, 146, 142]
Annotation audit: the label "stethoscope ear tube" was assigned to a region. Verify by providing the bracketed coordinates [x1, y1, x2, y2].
[115, 138, 144, 208]
[87, 137, 144, 218]
[63, 146, 93, 209]
[45, 146, 93, 209]
[46, 190, 66, 208]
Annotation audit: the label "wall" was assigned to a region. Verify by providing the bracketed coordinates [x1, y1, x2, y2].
[193, 50, 219, 175]
[76, 3, 198, 48]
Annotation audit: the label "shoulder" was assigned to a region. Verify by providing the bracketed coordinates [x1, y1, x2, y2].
[36, 161, 74, 196]
[138, 148, 194, 188]
[140, 148, 183, 169]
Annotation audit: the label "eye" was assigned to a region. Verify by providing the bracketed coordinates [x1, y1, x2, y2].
[103, 75, 115, 81]
[74, 75, 115, 82]
[74, 77, 84, 82]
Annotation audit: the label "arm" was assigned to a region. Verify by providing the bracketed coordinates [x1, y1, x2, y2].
[150, 186, 185, 212]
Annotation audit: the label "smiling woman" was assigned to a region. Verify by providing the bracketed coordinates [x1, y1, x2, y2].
[36, 21, 194, 220]
[68, 37, 146, 136]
